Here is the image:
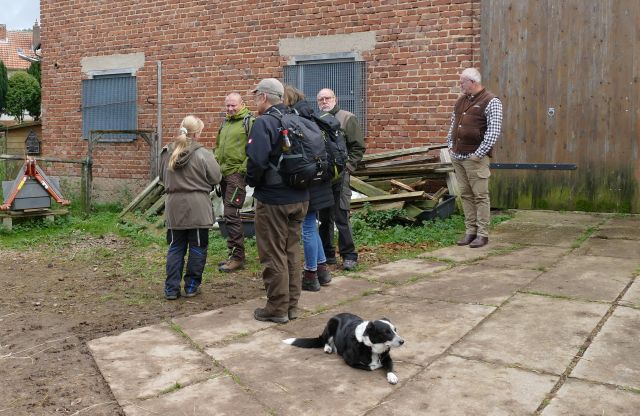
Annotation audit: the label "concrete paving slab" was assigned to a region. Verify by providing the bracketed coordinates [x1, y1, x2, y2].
[351, 258, 449, 284]
[575, 237, 640, 259]
[206, 327, 422, 416]
[277, 295, 494, 367]
[122, 376, 270, 416]
[509, 210, 604, 227]
[541, 378, 640, 416]
[593, 215, 640, 241]
[525, 255, 637, 302]
[475, 245, 569, 270]
[296, 276, 382, 312]
[572, 306, 640, 389]
[367, 355, 557, 416]
[491, 222, 586, 247]
[387, 264, 540, 306]
[87, 323, 213, 402]
[620, 279, 640, 309]
[173, 298, 271, 348]
[452, 293, 609, 374]
[420, 242, 514, 262]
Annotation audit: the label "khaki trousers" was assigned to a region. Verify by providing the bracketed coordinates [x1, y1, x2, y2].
[451, 156, 491, 237]
[255, 199, 308, 316]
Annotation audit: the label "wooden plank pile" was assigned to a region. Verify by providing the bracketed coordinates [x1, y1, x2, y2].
[349, 144, 458, 222]
[119, 144, 458, 224]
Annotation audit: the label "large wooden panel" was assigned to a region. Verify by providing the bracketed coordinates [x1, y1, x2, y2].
[482, 0, 639, 212]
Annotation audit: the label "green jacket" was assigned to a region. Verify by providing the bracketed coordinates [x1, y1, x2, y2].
[214, 106, 255, 176]
[329, 105, 366, 172]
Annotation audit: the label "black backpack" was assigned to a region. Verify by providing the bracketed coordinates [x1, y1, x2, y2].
[313, 111, 349, 182]
[267, 109, 329, 189]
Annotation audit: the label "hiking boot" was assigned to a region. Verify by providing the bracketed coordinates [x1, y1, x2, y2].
[218, 258, 244, 273]
[254, 308, 289, 324]
[457, 234, 477, 246]
[342, 259, 358, 271]
[302, 269, 321, 292]
[288, 307, 300, 320]
[184, 286, 201, 298]
[469, 236, 489, 248]
[218, 259, 228, 266]
[325, 256, 337, 265]
[164, 291, 180, 300]
[317, 263, 332, 286]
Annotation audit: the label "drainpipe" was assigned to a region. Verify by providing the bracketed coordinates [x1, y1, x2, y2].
[156, 61, 162, 162]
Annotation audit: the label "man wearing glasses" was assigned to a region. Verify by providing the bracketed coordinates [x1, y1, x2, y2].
[447, 68, 503, 248]
[316, 88, 366, 271]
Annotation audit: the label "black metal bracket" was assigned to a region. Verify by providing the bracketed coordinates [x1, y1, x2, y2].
[490, 163, 577, 170]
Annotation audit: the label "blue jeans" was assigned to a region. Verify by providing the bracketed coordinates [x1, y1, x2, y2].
[165, 229, 209, 296]
[302, 210, 326, 271]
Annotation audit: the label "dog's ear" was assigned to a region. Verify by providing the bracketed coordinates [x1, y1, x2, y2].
[364, 321, 375, 335]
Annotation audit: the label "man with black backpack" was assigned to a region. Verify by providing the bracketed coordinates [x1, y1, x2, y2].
[214, 92, 254, 273]
[316, 88, 366, 271]
[246, 78, 310, 324]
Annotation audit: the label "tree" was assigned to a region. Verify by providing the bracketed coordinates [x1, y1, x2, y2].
[28, 61, 41, 86]
[0, 60, 8, 114]
[6, 71, 41, 122]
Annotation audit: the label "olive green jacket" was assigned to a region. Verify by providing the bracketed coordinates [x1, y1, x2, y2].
[214, 106, 255, 176]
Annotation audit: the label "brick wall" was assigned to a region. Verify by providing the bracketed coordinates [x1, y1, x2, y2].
[41, 0, 480, 189]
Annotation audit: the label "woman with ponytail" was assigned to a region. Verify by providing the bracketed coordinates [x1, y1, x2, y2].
[159, 115, 222, 300]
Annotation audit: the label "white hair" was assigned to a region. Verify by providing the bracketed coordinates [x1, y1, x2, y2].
[461, 68, 482, 83]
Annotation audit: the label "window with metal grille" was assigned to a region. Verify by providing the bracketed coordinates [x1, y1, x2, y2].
[81, 74, 137, 142]
[284, 60, 367, 134]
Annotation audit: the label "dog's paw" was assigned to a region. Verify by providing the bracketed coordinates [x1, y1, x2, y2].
[387, 372, 399, 384]
[323, 344, 334, 354]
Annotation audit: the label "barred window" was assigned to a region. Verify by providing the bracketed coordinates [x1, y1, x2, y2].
[284, 60, 367, 134]
[81, 73, 137, 142]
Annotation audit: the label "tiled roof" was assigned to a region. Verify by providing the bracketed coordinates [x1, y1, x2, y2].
[0, 30, 33, 71]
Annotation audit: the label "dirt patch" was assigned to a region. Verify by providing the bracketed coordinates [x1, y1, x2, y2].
[0, 238, 264, 416]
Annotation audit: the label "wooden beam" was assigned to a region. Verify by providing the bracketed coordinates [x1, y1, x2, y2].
[439, 149, 461, 211]
[350, 191, 426, 208]
[390, 179, 416, 192]
[118, 176, 161, 217]
[355, 163, 453, 177]
[360, 144, 448, 163]
[350, 175, 389, 197]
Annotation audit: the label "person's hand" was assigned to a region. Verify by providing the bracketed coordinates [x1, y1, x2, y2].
[346, 162, 356, 174]
[469, 154, 481, 162]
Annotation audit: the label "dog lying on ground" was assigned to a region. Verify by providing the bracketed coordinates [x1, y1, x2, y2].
[283, 313, 405, 384]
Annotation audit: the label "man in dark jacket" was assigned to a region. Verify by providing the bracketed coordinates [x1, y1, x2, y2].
[447, 68, 503, 248]
[316, 88, 366, 271]
[215, 92, 254, 272]
[246, 78, 309, 324]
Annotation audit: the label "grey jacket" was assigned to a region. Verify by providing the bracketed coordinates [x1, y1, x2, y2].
[160, 142, 222, 229]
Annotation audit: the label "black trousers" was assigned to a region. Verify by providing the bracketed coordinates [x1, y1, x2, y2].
[221, 173, 247, 260]
[318, 174, 357, 262]
[165, 228, 209, 296]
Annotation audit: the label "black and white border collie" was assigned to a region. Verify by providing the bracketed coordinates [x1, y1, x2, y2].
[283, 313, 405, 384]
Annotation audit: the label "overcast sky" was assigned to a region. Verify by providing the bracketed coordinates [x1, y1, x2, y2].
[1, 0, 40, 30]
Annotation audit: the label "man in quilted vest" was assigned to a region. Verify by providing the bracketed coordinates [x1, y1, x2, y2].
[447, 68, 503, 248]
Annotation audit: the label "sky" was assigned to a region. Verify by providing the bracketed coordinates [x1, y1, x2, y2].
[1, 0, 40, 30]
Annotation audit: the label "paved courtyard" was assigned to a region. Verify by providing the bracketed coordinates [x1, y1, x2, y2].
[88, 210, 640, 415]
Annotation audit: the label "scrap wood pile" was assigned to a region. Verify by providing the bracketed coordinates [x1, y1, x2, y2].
[349, 144, 458, 223]
[119, 144, 458, 225]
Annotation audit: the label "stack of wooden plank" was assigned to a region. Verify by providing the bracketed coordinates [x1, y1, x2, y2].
[349, 144, 458, 222]
[118, 144, 458, 225]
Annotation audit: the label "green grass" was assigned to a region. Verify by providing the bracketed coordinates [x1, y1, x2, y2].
[0, 202, 512, 285]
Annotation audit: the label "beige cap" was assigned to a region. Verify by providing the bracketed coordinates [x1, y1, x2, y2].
[252, 78, 284, 98]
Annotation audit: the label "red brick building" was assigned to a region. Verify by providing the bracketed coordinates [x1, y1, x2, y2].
[41, 1, 480, 200]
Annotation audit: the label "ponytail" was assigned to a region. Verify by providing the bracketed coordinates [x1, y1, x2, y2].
[168, 115, 204, 170]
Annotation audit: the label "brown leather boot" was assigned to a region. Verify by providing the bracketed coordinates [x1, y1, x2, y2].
[457, 234, 477, 246]
[302, 269, 321, 292]
[218, 258, 244, 273]
[469, 236, 489, 248]
[317, 263, 332, 286]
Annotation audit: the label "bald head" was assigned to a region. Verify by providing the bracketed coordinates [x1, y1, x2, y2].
[225, 93, 245, 116]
